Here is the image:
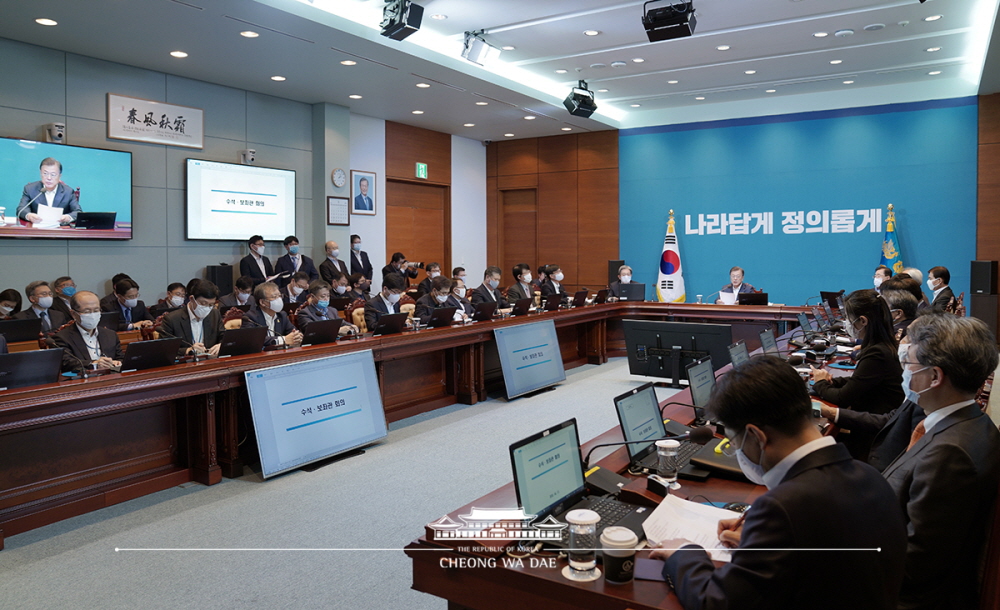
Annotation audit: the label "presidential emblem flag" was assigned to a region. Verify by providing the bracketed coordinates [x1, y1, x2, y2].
[880, 203, 904, 274]
[656, 210, 686, 303]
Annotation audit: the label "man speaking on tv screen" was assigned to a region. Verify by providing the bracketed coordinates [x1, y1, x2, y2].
[17, 157, 80, 226]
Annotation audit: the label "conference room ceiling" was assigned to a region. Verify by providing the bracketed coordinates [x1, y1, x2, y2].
[0, 0, 996, 142]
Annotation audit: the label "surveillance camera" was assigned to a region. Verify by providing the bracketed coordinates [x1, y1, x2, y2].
[239, 149, 256, 165]
[45, 122, 66, 144]
[483, 139, 492, 147]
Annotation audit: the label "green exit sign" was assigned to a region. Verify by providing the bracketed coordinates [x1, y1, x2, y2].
[415, 162, 428, 179]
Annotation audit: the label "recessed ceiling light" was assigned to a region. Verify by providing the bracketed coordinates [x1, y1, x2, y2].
[632, 58, 645, 63]
[464, 123, 475, 127]
[843, 80, 855, 84]
[924, 15, 942, 22]
[504, 133, 515, 137]
[716, 45, 730, 51]
[240, 30, 259, 38]
[583, 30, 601, 36]
[502, 46, 515, 51]
[695, 96, 706, 100]
[170, 51, 188, 58]
[524, 115, 536, 120]
[926, 47, 941, 52]
[431, 14, 447, 20]
[561, 127, 572, 131]
[928, 70, 942, 75]
[340, 60, 357, 66]
[555, 69, 568, 74]
[745, 70, 757, 75]
[412, 110, 424, 115]
[35, 18, 58, 26]
[667, 80, 679, 84]
[349, 95, 362, 99]
[766, 89, 777, 93]
[864, 23, 885, 31]
[597, 88, 609, 93]
[834, 29, 854, 37]
[813, 32, 828, 38]
[416, 83, 431, 88]
[475, 101, 488, 106]
[611, 61, 627, 68]
[830, 59, 843, 65]
[630, 104, 641, 107]
[270, 76, 286, 82]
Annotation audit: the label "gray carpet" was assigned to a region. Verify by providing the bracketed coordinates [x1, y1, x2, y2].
[0, 358, 679, 610]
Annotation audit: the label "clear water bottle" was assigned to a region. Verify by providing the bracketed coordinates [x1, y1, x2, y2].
[656, 439, 682, 491]
[563, 509, 601, 582]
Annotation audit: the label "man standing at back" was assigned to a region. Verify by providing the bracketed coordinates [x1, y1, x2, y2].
[650, 356, 906, 610]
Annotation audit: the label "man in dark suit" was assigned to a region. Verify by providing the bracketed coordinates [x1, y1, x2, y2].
[273, 235, 319, 289]
[349, 234, 374, 286]
[354, 177, 373, 211]
[18, 157, 81, 225]
[449, 278, 475, 317]
[0, 335, 6, 354]
[926, 265, 955, 311]
[157, 280, 224, 357]
[607, 264, 634, 300]
[218, 276, 257, 311]
[346, 273, 368, 302]
[242, 282, 303, 347]
[295, 281, 359, 336]
[238, 235, 273, 287]
[381, 252, 420, 288]
[50, 276, 76, 320]
[414, 276, 466, 325]
[506, 263, 534, 303]
[881, 287, 918, 342]
[51, 290, 124, 374]
[364, 273, 406, 330]
[14, 280, 67, 332]
[880, 314, 1000, 610]
[415, 262, 442, 299]
[539, 264, 569, 304]
[471, 266, 510, 310]
[650, 356, 907, 610]
[319, 240, 350, 285]
[283, 272, 311, 305]
[821, 399, 925, 473]
[100, 278, 154, 331]
[715, 266, 756, 304]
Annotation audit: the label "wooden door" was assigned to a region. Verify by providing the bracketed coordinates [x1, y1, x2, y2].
[501, 189, 536, 282]
[386, 180, 448, 277]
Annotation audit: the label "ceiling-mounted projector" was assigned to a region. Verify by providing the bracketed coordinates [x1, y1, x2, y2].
[462, 31, 501, 66]
[380, 0, 424, 41]
[642, 0, 696, 42]
[564, 80, 597, 118]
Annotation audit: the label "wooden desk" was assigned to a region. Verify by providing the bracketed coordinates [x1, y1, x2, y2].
[0, 222, 131, 239]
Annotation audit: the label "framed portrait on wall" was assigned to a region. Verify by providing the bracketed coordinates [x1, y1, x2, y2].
[351, 170, 376, 216]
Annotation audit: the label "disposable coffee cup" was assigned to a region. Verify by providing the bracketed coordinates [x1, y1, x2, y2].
[601, 526, 638, 584]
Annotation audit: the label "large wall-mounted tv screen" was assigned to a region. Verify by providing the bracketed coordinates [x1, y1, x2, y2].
[186, 159, 296, 241]
[0, 137, 133, 240]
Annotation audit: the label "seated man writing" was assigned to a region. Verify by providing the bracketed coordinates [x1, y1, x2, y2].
[295, 280, 359, 337]
[243, 281, 303, 347]
[157, 280, 224, 357]
[51, 290, 124, 373]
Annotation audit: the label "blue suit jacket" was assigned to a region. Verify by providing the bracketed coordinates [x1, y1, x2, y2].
[18, 181, 81, 222]
[354, 193, 373, 211]
[274, 253, 319, 288]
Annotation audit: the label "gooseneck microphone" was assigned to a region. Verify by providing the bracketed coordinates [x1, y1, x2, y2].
[583, 426, 715, 470]
[16, 189, 47, 220]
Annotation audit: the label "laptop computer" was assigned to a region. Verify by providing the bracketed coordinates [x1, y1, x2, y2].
[472, 301, 497, 322]
[542, 294, 562, 311]
[509, 418, 651, 549]
[371, 311, 409, 336]
[301, 318, 343, 346]
[570, 290, 588, 308]
[75, 211, 116, 230]
[0, 318, 44, 342]
[613, 383, 712, 481]
[329, 297, 354, 311]
[618, 283, 645, 301]
[219, 304, 251, 317]
[119, 338, 182, 372]
[727, 340, 750, 368]
[685, 357, 717, 422]
[759, 328, 780, 356]
[99, 311, 120, 331]
[510, 298, 533, 316]
[681, 358, 748, 480]
[819, 291, 841, 309]
[426, 306, 458, 328]
[737, 292, 768, 306]
[593, 289, 609, 305]
[217, 326, 269, 357]
[0, 349, 63, 391]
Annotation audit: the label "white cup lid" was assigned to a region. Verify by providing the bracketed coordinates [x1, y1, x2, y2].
[600, 525, 638, 547]
[565, 508, 600, 525]
[656, 439, 681, 449]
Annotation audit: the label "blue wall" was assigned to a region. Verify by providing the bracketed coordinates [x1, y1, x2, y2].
[619, 98, 978, 305]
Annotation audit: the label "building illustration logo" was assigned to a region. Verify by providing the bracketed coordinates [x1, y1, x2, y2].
[428, 507, 567, 541]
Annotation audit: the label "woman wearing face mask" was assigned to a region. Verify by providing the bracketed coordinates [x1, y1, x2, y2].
[608, 264, 634, 302]
[540, 264, 569, 304]
[810, 289, 904, 458]
[0, 288, 22, 320]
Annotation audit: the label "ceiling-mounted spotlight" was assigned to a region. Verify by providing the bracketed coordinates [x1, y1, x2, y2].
[462, 30, 501, 66]
[642, 0, 696, 43]
[563, 80, 597, 118]
[380, 0, 424, 41]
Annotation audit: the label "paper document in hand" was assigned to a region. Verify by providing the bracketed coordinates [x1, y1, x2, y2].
[35, 204, 64, 229]
[719, 291, 737, 305]
[642, 494, 742, 563]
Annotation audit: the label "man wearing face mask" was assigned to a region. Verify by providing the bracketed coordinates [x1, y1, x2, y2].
[346, 273, 368, 301]
[415, 262, 442, 299]
[295, 280, 359, 336]
[450, 278, 475, 317]
[471, 266, 510, 310]
[283, 272, 311, 305]
[349, 234, 374, 287]
[219, 276, 257, 312]
[414, 276, 467, 325]
[873, 264, 892, 293]
[15, 280, 67, 332]
[608, 265, 635, 301]
[365, 273, 406, 330]
[100, 278, 154, 331]
[540, 264, 569, 305]
[150, 283, 187, 317]
[51, 290, 124, 374]
[238, 235, 273, 288]
[320, 241, 350, 285]
[926, 266, 955, 311]
[649, 355, 906, 610]
[157, 280, 224, 357]
[50, 276, 76, 319]
[506, 263, 534, 303]
[274, 235, 319, 289]
[880, 288, 918, 342]
[243, 282, 303, 348]
[834, 314, 1000, 610]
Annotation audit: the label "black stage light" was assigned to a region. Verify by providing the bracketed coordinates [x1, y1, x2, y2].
[642, 1, 696, 43]
[380, 0, 424, 41]
[563, 80, 598, 118]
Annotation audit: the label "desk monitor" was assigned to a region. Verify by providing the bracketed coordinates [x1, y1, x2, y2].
[759, 328, 779, 356]
[737, 292, 767, 306]
[822, 301, 838, 322]
[244, 349, 388, 478]
[218, 326, 268, 357]
[619, 283, 646, 301]
[75, 212, 116, 230]
[98, 311, 120, 331]
[120, 338, 182, 372]
[0, 349, 63, 391]
[186, 159, 296, 242]
[0, 318, 43, 343]
[727, 340, 750, 369]
[371, 312, 409, 336]
[593, 289, 609, 305]
[571, 290, 588, 308]
[471, 301, 497, 322]
[510, 298, 532, 316]
[219, 304, 251, 317]
[622, 320, 733, 386]
[613, 383, 666, 465]
[426, 306, 457, 328]
[812, 305, 830, 329]
[493, 319, 566, 399]
[301, 318, 343, 346]
[542, 294, 561, 311]
[686, 357, 716, 415]
[836, 295, 846, 312]
[328, 297, 353, 311]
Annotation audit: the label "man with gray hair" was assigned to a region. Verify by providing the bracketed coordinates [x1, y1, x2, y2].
[608, 264, 635, 300]
[14, 280, 66, 331]
[880, 288, 918, 341]
[878, 314, 998, 609]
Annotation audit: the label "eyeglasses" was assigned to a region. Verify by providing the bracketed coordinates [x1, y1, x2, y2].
[720, 431, 744, 457]
[41, 171, 60, 179]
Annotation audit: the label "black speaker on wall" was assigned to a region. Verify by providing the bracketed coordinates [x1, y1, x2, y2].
[206, 264, 234, 296]
[970, 260, 998, 295]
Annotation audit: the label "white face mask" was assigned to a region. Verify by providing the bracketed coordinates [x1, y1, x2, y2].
[77, 312, 101, 331]
[290, 286, 304, 297]
[253, 245, 264, 256]
[335, 284, 348, 295]
[620, 275, 632, 284]
[435, 294, 449, 303]
[488, 279, 499, 290]
[169, 295, 185, 308]
[429, 271, 440, 278]
[386, 292, 401, 304]
[553, 272, 564, 282]
[236, 291, 250, 304]
[268, 298, 284, 313]
[897, 343, 909, 363]
[455, 287, 467, 298]
[329, 249, 340, 259]
[123, 298, 139, 309]
[902, 366, 932, 404]
[0, 305, 12, 316]
[37, 296, 53, 309]
[193, 303, 213, 320]
[736, 449, 767, 487]
[927, 278, 938, 290]
[522, 274, 532, 284]
[873, 276, 883, 289]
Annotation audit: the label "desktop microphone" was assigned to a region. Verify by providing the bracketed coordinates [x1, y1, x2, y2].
[804, 295, 820, 306]
[154, 326, 210, 361]
[702, 290, 721, 303]
[582, 426, 715, 470]
[16, 189, 47, 220]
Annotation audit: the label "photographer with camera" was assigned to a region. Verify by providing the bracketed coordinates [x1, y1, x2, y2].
[381, 252, 422, 288]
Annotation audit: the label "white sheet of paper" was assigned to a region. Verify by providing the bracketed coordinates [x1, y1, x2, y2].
[719, 291, 737, 305]
[642, 494, 742, 563]
[34, 204, 63, 229]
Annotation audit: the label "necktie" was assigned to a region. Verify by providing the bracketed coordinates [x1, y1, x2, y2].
[40, 310, 50, 331]
[906, 421, 926, 451]
[124, 308, 132, 325]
